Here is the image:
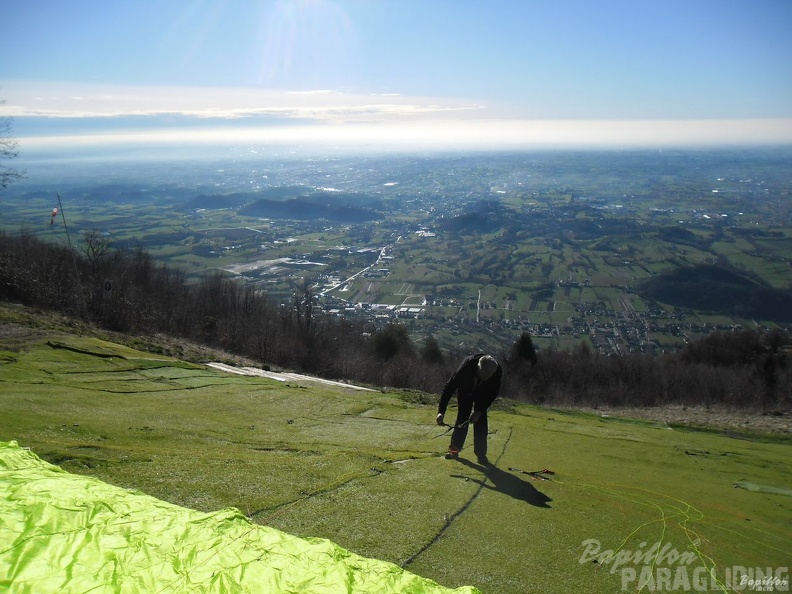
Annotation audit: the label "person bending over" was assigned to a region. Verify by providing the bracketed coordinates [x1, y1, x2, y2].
[436, 353, 502, 464]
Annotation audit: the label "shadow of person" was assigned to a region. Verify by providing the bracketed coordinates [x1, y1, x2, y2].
[454, 458, 552, 508]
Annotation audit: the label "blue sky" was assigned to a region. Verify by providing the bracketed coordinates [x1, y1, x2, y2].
[2, 0, 791, 151]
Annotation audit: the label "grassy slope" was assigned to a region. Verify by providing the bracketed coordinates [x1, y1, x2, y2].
[1, 319, 790, 593]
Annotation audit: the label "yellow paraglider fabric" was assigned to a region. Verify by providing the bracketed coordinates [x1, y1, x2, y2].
[0, 441, 479, 594]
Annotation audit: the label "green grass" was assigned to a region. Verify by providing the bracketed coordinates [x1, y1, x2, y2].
[1, 332, 790, 593]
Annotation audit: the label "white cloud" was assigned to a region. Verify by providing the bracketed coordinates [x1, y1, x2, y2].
[1, 81, 483, 123]
[4, 81, 792, 151]
[286, 90, 340, 95]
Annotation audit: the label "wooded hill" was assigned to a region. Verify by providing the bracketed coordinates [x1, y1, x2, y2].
[639, 263, 792, 323]
[186, 187, 385, 222]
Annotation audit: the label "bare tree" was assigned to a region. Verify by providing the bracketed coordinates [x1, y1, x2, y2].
[1, 99, 24, 189]
[82, 230, 112, 276]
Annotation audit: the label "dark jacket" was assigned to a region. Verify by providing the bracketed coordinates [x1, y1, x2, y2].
[438, 353, 502, 416]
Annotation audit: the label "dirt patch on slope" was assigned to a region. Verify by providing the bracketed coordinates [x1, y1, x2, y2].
[575, 404, 791, 436]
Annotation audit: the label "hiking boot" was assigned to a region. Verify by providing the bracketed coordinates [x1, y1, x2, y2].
[445, 448, 459, 460]
[476, 454, 490, 465]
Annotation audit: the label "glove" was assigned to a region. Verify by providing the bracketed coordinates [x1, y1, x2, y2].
[436, 412, 445, 426]
[469, 410, 482, 424]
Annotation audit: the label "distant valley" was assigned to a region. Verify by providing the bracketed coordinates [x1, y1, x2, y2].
[3, 147, 791, 355]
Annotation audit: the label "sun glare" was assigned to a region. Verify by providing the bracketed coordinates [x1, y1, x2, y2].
[258, 0, 357, 87]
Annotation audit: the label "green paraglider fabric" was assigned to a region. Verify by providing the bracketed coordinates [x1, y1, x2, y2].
[0, 441, 479, 594]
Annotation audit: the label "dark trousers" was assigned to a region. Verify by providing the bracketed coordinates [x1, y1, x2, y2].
[450, 397, 488, 457]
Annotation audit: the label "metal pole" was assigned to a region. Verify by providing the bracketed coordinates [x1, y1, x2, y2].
[56, 193, 86, 312]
